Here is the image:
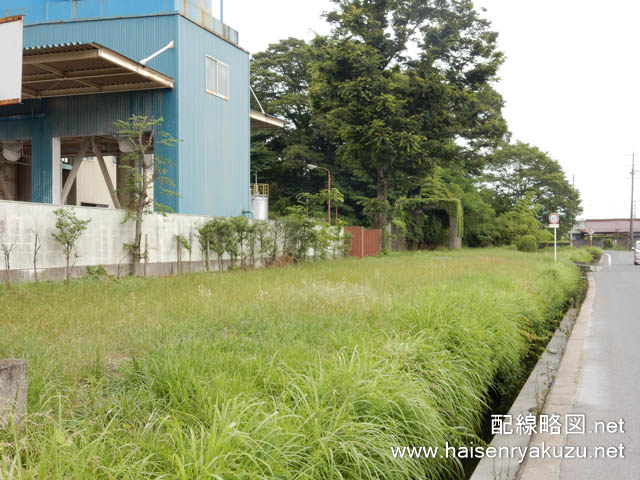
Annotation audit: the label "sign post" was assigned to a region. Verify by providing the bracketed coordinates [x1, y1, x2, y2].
[549, 213, 560, 263]
[0, 15, 24, 106]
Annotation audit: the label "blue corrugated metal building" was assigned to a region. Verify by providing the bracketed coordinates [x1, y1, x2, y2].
[0, 0, 259, 217]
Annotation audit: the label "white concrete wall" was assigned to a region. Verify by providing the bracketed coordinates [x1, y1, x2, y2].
[73, 156, 117, 208]
[0, 200, 211, 282]
[0, 200, 347, 283]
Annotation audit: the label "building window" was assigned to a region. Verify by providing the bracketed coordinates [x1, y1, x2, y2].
[206, 56, 229, 99]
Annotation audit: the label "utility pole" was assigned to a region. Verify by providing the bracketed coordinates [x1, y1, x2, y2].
[570, 174, 575, 247]
[307, 164, 332, 224]
[630, 153, 636, 250]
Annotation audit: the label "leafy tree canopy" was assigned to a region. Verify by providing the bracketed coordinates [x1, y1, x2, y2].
[485, 141, 582, 237]
[249, 1, 580, 248]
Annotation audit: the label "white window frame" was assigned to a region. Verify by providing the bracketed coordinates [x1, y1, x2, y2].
[206, 55, 230, 100]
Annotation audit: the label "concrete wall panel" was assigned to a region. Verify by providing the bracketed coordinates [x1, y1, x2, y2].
[0, 199, 212, 281]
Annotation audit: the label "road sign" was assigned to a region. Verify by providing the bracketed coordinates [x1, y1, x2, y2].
[549, 212, 560, 225]
[549, 224, 559, 229]
[0, 15, 23, 106]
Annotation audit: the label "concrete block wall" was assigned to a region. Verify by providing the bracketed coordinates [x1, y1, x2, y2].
[0, 200, 214, 282]
[0, 200, 344, 283]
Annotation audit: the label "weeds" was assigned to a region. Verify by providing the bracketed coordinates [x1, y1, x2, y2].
[0, 249, 582, 479]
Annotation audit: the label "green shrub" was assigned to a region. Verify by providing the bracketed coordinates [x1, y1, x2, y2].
[536, 229, 554, 243]
[516, 234, 538, 252]
[84, 265, 108, 279]
[197, 217, 234, 271]
[52, 208, 91, 282]
[603, 238, 614, 249]
[570, 247, 604, 264]
[495, 194, 541, 245]
[588, 247, 604, 263]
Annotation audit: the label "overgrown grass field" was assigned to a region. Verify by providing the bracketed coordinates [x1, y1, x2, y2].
[0, 248, 588, 479]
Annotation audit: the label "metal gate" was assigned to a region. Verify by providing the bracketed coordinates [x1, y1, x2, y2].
[344, 226, 381, 258]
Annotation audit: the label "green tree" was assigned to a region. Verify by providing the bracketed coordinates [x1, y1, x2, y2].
[414, 0, 509, 167]
[114, 115, 178, 275]
[198, 218, 234, 272]
[310, 0, 508, 228]
[228, 216, 251, 268]
[251, 39, 339, 216]
[495, 193, 542, 245]
[460, 187, 499, 247]
[485, 141, 582, 237]
[311, 29, 427, 228]
[249, 1, 508, 229]
[51, 208, 91, 282]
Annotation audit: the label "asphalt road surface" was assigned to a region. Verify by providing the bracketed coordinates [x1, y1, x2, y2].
[559, 250, 640, 479]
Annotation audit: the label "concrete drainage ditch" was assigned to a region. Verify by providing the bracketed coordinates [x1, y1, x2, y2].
[470, 274, 593, 480]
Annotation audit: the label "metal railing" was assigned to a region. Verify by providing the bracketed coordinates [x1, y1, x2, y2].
[251, 183, 269, 197]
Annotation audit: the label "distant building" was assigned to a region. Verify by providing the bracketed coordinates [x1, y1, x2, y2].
[585, 219, 640, 236]
[571, 218, 586, 235]
[571, 218, 640, 248]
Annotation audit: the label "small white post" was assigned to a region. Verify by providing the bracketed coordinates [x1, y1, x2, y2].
[549, 213, 559, 264]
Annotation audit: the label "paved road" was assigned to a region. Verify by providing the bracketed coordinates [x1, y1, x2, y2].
[559, 250, 640, 479]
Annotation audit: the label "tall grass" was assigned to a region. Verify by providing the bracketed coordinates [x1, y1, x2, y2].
[0, 249, 583, 479]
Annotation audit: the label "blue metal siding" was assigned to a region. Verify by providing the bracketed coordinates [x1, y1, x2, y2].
[2, 0, 242, 47]
[0, 12, 250, 217]
[23, 15, 178, 81]
[0, 16, 180, 209]
[9, 92, 171, 206]
[2, 0, 182, 25]
[177, 15, 250, 217]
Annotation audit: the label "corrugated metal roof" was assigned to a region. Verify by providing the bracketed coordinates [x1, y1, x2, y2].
[21, 42, 174, 99]
[24, 42, 89, 52]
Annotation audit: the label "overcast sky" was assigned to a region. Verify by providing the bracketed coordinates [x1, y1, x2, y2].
[223, 0, 640, 220]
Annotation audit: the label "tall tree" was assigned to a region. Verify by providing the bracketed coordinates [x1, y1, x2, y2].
[312, 42, 427, 228]
[311, 0, 433, 228]
[418, 0, 511, 166]
[485, 141, 582, 237]
[251, 39, 338, 216]
[310, 0, 509, 228]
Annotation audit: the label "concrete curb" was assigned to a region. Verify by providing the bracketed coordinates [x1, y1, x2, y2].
[516, 273, 595, 479]
[471, 274, 593, 480]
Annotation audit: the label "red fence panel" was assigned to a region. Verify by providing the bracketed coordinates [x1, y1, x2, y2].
[363, 229, 381, 257]
[344, 227, 381, 258]
[344, 226, 364, 258]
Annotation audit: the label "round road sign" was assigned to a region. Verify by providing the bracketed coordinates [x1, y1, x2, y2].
[549, 213, 560, 224]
